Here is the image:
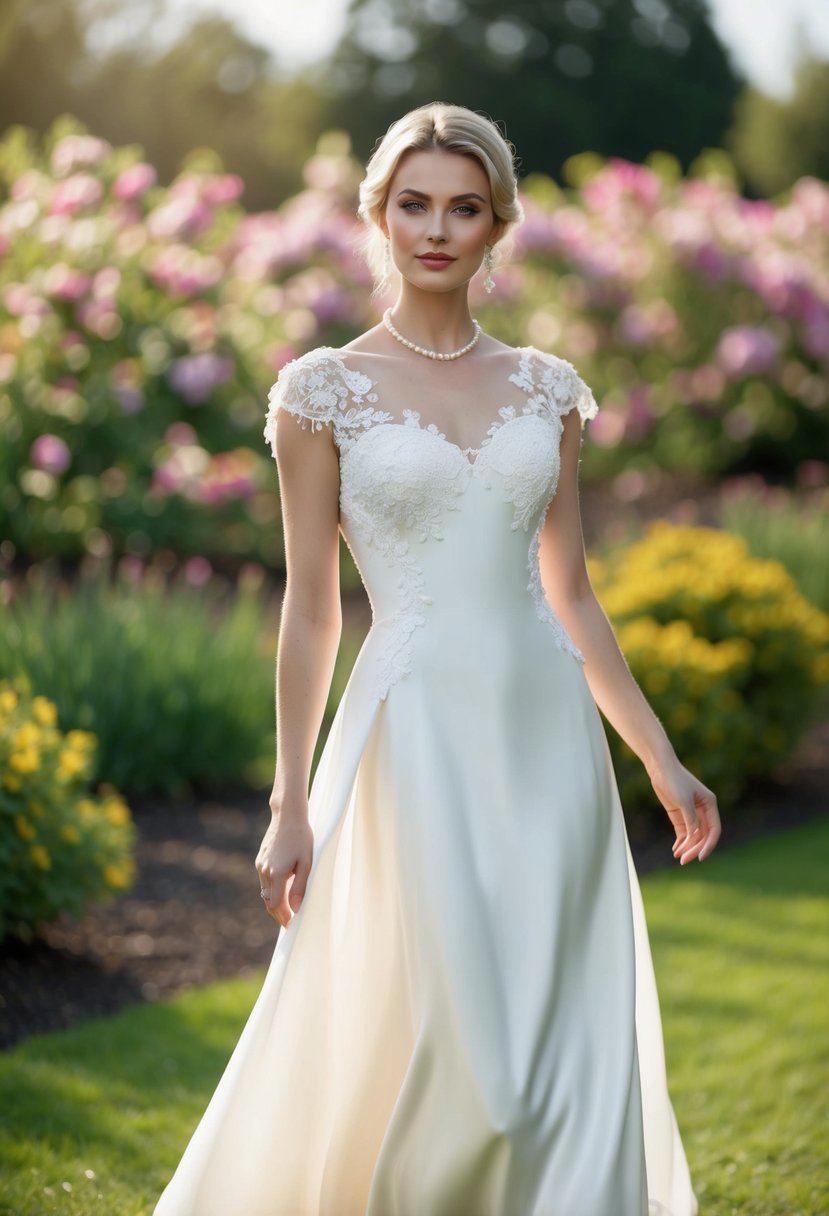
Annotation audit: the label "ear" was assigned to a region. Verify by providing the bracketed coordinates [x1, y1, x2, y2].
[376, 205, 390, 240]
[488, 217, 506, 247]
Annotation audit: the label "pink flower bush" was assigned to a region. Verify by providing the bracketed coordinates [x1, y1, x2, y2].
[148, 245, 224, 297]
[0, 117, 826, 568]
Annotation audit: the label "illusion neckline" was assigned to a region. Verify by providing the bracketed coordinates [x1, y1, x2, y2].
[317, 343, 549, 465]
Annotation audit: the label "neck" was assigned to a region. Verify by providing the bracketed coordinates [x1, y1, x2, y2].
[388, 287, 477, 352]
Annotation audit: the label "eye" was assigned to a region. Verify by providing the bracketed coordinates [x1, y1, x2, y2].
[454, 205, 480, 216]
[400, 200, 425, 211]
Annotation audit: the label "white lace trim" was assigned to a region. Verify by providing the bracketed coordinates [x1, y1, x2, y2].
[263, 348, 393, 457]
[345, 491, 435, 702]
[339, 429, 469, 702]
[527, 510, 586, 665]
[508, 351, 590, 664]
[509, 347, 599, 425]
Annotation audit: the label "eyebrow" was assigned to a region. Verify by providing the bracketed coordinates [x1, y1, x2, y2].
[396, 188, 487, 204]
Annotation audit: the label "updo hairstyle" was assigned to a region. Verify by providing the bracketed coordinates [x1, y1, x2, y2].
[356, 102, 524, 294]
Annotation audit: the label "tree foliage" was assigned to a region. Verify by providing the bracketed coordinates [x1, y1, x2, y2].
[726, 53, 829, 197]
[315, 0, 742, 179]
[0, 0, 326, 209]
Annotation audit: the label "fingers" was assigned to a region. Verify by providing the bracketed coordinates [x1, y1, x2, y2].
[288, 872, 307, 913]
[256, 863, 311, 928]
[256, 864, 291, 928]
[674, 788, 721, 865]
[697, 793, 722, 862]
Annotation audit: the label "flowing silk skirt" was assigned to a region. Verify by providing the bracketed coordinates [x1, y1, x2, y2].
[154, 619, 697, 1216]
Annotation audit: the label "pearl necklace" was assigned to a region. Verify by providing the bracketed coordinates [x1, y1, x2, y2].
[383, 308, 481, 361]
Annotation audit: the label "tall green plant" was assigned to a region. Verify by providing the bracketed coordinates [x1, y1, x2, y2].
[718, 480, 829, 614]
[0, 567, 276, 797]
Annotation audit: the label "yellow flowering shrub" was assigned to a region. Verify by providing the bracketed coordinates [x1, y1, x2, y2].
[0, 678, 135, 942]
[589, 522, 829, 813]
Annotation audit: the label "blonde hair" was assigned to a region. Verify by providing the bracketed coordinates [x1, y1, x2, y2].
[356, 102, 524, 294]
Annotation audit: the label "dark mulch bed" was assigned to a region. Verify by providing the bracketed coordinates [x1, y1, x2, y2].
[1, 714, 826, 1052]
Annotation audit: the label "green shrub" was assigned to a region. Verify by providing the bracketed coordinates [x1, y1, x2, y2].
[0, 677, 134, 942]
[588, 522, 829, 815]
[718, 478, 829, 614]
[0, 564, 276, 798]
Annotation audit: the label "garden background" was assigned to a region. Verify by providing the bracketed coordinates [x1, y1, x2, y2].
[1, 1, 828, 1213]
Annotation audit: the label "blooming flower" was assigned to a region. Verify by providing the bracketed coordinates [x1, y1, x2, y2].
[15, 815, 36, 842]
[9, 748, 40, 774]
[113, 162, 157, 202]
[30, 845, 52, 871]
[49, 174, 104, 216]
[31, 434, 71, 476]
[148, 245, 223, 297]
[103, 862, 132, 889]
[201, 174, 245, 206]
[43, 263, 93, 303]
[147, 196, 213, 239]
[50, 134, 111, 177]
[183, 555, 213, 586]
[715, 326, 781, 379]
[31, 696, 57, 727]
[167, 352, 234, 405]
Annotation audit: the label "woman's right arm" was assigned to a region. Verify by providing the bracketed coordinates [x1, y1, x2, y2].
[256, 404, 342, 928]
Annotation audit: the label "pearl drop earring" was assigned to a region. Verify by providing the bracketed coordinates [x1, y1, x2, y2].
[483, 246, 495, 294]
[382, 238, 392, 284]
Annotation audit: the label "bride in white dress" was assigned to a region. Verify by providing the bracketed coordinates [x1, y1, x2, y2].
[154, 102, 721, 1216]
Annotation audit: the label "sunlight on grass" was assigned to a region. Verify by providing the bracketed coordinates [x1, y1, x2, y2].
[1, 821, 828, 1215]
[645, 819, 829, 1215]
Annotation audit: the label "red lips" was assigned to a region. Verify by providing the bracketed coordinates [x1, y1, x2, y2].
[416, 253, 455, 262]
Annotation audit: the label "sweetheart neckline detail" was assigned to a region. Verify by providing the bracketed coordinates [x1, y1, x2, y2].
[341, 409, 557, 470]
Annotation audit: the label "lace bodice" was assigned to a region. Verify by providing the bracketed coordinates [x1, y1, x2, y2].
[264, 345, 599, 701]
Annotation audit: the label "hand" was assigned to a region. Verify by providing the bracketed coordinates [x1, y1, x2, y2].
[255, 811, 314, 928]
[647, 753, 722, 865]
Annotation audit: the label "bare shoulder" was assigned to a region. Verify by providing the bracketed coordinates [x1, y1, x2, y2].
[339, 321, 388, 357]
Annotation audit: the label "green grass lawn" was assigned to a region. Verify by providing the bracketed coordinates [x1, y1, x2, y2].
[1, 819, 828, 1216]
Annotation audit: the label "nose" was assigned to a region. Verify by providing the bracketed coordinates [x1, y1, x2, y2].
[427, 213, 448, 243]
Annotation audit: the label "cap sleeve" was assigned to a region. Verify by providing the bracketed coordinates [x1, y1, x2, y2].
[263, 348, 340, 459]
[529, 348, 599, 427]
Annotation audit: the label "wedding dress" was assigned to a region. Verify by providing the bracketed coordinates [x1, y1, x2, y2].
[153, 344, 698, 1216]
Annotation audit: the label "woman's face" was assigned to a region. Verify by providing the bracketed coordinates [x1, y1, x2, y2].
[382, 148, 502, 294]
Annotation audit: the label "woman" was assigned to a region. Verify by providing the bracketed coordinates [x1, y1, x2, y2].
[154, 101, 720, 1216]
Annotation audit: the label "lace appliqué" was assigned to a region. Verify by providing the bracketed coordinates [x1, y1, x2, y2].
[509, 349, 594, 666]
[342, 486, 433, 702]
[508, 348, 599, 425]
[263, 348, 394, 457]
[527, 509, 586, 665]
[402, 408, 447, 444]
[339, 426, 470, 701]
[475, 407, 558, 531]
[263, 344, 596, 692]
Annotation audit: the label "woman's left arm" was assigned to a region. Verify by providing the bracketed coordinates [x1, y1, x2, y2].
[538, 408, 722, 864]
